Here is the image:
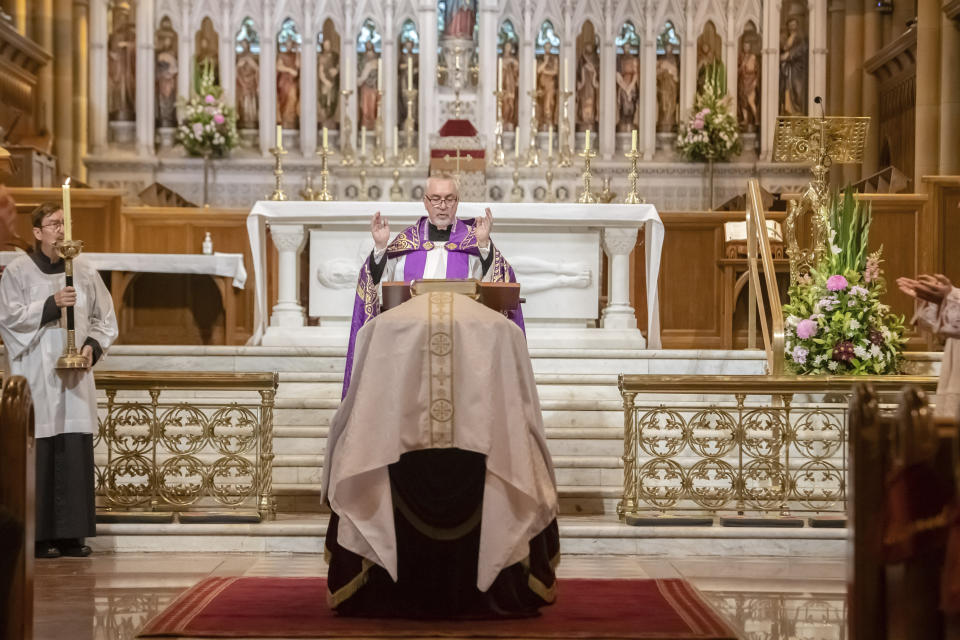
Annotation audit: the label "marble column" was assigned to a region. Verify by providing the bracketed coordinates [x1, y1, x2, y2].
[600, 228, 638, 330]
[478, 0, 497, 155]
[842, 0, 863, 184]
[759, 0, 779, 161]
[599, 31, 616, 159]
[340, 12, 357, 156]
[518, 3, 534, 154]
[89, 0, 107, 154]
[269, 224, 307, 328]
[382, 8, 397, 157]
[72, 0, 89, 178]
[177, 3, 190, 101]
[915, 0, 941, 186]
[724, 8, 737, 112]
[259, 10, 277, 156]
[810, 0, 828, 114]
[135, 0, 155, 157]
[860, 1, 882, 177]
[54, 0, 73, 174]
[418, 1, 437, 161]
[641, 32, 656, 160]
[680, 9, 695, 122]
[220, 3, 235, 107]
[35, 0, 55, 140]
[300, 3, 318, 156]
[827, 0, 845, 115]
[938, 12, 960, 173]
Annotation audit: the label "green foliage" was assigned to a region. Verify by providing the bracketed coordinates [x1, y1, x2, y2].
[176, 61, 239, 157]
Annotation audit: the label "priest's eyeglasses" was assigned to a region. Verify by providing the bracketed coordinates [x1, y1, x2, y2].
[41, 221, 65, 230]
[424, 195, 458, 207]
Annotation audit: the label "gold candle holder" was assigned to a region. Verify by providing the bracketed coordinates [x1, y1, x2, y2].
[340, 89, 356, 166]
[558, 90, 573, 167]
[268, 144, 288, 201]
[525, 88, 542, 167]
[544, 152, 556, 203]
[56, 239, 88, 370]
[401, 86, 418, 167]
[315, 144, 334, 201]
[372, 90, 386, 166]
[357, 153, 369, 202]
[624, 146, 642, 204]
[510, 153, 523, 202]
[577, 145, 597, 204]
[299, 173, 318, 201]
[390, 168, 403, 201]
[491, 89, 506, 167]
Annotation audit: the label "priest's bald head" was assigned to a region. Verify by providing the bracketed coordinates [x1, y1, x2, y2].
[423, 173, 460, 230]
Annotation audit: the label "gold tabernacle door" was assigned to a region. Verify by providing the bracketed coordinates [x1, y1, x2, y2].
[382, 279, 521, 313]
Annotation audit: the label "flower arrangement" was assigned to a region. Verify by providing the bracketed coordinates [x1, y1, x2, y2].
[676, 60, 741, 162]
[176, 60, 239, 157]
[782, 188, 907, 375]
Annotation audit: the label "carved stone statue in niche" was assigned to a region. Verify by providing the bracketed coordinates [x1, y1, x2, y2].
[107, 5, 136, 121]
[779, 16, 807, 115]
[500, 40, 519, 131]
[443, 0, 477, 39]
[696, 21, 721, 90]
[397, 40, 417, 128]
[357, 41, 380, 129]
[616, 54, 639, 131]
[536, 42, 559, 130]
[194, 18, 220, 95]
[576, 41, 600, 131]
[738, 32, 760, 131]
[656, 48, 679, 132]
[318, 38, 340, 129]
[276, 44, 301, 128]
[155, 17, 178, 128]
[236, 39, 259, 129]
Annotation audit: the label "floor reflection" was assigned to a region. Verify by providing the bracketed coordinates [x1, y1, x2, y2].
[704, 591, 846, 640]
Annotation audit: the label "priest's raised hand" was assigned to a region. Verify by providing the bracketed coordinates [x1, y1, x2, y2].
[476, 207, 493, 248]
[371, 210, 390, 251]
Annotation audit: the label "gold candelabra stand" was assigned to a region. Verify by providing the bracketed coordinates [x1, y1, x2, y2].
[315, 143, 335, 201]
[401, 86, 418, 167]
[577, 145, 597, 204]
[299, 173, 318, 201]
[55, 239, 88, 370]
[268, 144, 288, 201]
[623, 146, 642, 204]
[390, 168, 403, 201]
[356, 153, 369, 202]
[510, 153, 523, 202]
[372, 90, 386, 166]
[558, 90, 573, 167]
[340, 89, 356, 166]
[543, 152, 556, 202]
[525, 88, 542, 167]
[491, 89, 506, 167]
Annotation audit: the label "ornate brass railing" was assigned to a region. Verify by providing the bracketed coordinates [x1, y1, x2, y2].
[94, 372, 278, 521]
[616, 375, 937, 521]
[745, 177, 785, 374]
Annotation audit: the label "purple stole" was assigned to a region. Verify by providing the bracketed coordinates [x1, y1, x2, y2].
[342, 216, 524, 397]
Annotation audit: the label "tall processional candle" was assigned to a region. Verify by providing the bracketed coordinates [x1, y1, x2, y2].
[497, 57, 503, 91]
[360, 125, 367, 156]
[547, 126, 553, 158]
[322, 126, 328, 149]
[393, 126, 399, 157]
[584, 129, 591, 152]
[407, 56, 413, 91]
[62, 177, 72, 242]
[276, 124, 283, 149]
[631, 129, 637, 152]
[514, 127, 520, 158]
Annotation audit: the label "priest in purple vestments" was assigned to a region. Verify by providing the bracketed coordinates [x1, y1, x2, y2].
[343, 174, 523, 396]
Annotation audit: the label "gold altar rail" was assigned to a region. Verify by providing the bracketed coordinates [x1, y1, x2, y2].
[616, 374, 938, 522]
[745, 178, 785, 375]
[94, 371, 278, 522]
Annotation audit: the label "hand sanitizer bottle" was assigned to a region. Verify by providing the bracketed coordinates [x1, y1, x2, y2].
[202, 231, 213, 255]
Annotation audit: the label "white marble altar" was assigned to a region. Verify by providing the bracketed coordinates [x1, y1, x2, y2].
[246, 200, 663, 348]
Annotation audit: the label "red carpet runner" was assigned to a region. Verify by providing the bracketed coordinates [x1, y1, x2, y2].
[138, 576, 738, 639]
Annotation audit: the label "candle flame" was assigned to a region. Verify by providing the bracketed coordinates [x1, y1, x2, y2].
[64, 177, 71, 187]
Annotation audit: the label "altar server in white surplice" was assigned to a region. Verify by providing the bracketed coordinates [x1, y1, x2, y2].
[0, 202, 118, 560]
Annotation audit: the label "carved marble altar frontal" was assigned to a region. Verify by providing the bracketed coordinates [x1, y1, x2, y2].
[246, 201, 663, 348]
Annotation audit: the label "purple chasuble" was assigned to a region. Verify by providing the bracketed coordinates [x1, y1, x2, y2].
[342, 216, 524, 397]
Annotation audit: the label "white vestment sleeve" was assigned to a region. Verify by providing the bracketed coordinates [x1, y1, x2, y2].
[0, 263, 48, 361]
[81, 263, 119, 352]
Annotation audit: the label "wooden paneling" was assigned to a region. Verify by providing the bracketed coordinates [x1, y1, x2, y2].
[6, 187, 122, 252]
[923, 176, 960, 283]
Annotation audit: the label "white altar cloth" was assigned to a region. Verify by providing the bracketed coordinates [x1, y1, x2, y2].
[0, 252, 247, 289]
[246, 201, 663, 347]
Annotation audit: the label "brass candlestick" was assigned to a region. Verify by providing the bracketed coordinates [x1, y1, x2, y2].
[390, 168, 403, 201]
[401, 86, 418, 166]
[558, 90, 573, 167]
[315, 144, 334, 201]
[525, 88, 542, 167]
[491, 88, 505, 167]
[452, 46, 465, 118]
[623, 146, 642, 204]
[340, 89, 356, 166]
[357, 153, 369, 202]
[544, 152, 556, 202]
[510, 153, 523, 202]
[268, 144, 288, 201]
[56, 239, 88, 370]
[577, 145, 597, 203]
[299, 173, 318, 201]
[372, 90, 386, 166]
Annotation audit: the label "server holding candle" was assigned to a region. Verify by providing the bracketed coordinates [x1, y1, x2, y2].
[0, 193, 118, 559]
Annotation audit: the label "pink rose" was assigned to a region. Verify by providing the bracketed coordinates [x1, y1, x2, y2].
[796, 318, 817, 339]
[213, 113, 225, 125]
[205, 94, 215, 104]
[826, 275, 849, 291]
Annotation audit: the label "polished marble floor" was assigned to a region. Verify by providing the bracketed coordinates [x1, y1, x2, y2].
[33, 552, 846, 640]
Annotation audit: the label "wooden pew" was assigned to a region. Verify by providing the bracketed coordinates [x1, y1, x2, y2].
[0, 376, 34, 640]
[848, 384, 959, 640]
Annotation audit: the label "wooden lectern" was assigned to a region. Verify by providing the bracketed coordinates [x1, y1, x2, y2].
[382, 279, 521, 314]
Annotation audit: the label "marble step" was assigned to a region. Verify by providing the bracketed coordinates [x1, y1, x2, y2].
[89, 513, 848, 557]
